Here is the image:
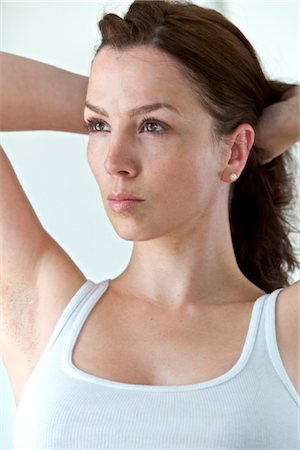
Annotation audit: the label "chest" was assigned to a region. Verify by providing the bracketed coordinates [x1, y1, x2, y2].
[72, 294, 254, 386]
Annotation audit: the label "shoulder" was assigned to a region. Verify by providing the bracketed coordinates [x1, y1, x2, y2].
[276, 279, 299, 335]
[277, 279, 299, 341]
[278, 279, 299, 313]
[275, 279, 299, 395]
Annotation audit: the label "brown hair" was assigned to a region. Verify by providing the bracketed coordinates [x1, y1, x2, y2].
[95, 0, 299, 292]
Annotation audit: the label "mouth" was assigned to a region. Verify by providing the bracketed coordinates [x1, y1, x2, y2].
[107, 198, 145, 213]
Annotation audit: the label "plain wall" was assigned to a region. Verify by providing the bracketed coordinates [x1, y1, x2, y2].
[1, 1, 299, 448]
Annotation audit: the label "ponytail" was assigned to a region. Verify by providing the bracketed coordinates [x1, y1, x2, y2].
[230, 150, 299, 292]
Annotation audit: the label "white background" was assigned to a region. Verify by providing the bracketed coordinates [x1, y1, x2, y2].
[1, 1, 299, 448]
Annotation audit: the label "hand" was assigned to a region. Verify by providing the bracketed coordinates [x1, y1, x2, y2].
[254, 85, 300, 164]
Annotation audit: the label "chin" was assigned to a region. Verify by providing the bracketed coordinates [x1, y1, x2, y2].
[113, 225, 154, 242]
[109, 218, 162, 242]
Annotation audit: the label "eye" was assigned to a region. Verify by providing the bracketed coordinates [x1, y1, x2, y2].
[85, 119, 110, 133]
[84, 116, 167, 134]
[140, 117, 166, 133]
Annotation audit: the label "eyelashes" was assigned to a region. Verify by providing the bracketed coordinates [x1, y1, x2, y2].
[84, 120, 106, 133]
[84, 116, 167, 135]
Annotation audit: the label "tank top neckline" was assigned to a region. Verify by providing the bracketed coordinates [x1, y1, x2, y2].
[63, 279, 277, 392]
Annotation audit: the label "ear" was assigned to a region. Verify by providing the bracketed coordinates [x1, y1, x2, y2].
[221, 124, 255, 183]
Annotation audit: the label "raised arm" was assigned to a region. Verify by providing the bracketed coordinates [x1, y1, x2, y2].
[254, 85, 300, 164]
[0, 53, 88, 406]
[0, 52, 88, 134]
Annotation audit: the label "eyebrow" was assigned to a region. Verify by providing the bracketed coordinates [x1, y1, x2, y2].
[84, 101, 182, 118]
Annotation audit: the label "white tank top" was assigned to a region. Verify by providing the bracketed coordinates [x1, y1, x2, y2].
[14, 279, 299, 449]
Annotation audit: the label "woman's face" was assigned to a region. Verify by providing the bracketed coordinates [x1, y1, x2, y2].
[85, 45, 227, 242]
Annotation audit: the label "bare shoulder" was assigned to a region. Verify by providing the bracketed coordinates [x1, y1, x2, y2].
[275, 279, 299, 395]
[277, 279, 300, 320]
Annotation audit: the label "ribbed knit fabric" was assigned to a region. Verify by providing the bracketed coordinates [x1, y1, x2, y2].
[14, 279, 299, 449]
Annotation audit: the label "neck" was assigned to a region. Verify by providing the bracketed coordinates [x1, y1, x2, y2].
[113, 205, 264, 309]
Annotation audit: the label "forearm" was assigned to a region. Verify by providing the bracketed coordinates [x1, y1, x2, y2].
[0, 52, 88, 134]
[255, 85, 300, 164]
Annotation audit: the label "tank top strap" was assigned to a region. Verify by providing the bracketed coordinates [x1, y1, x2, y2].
[259, 287, 299, 405]
[37, 279, 109, 365]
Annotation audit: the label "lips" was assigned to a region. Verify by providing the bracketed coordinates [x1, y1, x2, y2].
[107, 192, 145, 213]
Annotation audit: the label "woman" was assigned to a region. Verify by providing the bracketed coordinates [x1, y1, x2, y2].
[1, 1, 299, 448]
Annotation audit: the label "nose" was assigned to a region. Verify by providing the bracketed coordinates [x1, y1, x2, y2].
[104, 133, 140, 177]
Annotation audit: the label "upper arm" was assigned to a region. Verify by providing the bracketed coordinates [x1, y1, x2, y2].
[0, 144, 54, 368]
[0, 145, 87, 405]
[0, 144, 86, 321]
[0, 145, 51, 299]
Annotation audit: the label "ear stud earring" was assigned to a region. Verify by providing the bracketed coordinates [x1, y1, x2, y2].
[229, 173, 238, 182]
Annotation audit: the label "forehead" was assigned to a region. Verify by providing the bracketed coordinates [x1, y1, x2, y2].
[87, 46, 215, 131]
[88, 45, 198, 109]
[91, 45, 187, 81]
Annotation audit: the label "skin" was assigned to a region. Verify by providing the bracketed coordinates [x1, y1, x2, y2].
[254, 85, 300, 163]
[84, 45, 266, 312]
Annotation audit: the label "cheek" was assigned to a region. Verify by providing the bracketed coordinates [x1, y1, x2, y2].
[86, 141, 95, 170]
[146, 156, 200, 217]
[157, 152, 205, 190]
[87, 141, 104, 180]
[156, 149, 218, 217]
